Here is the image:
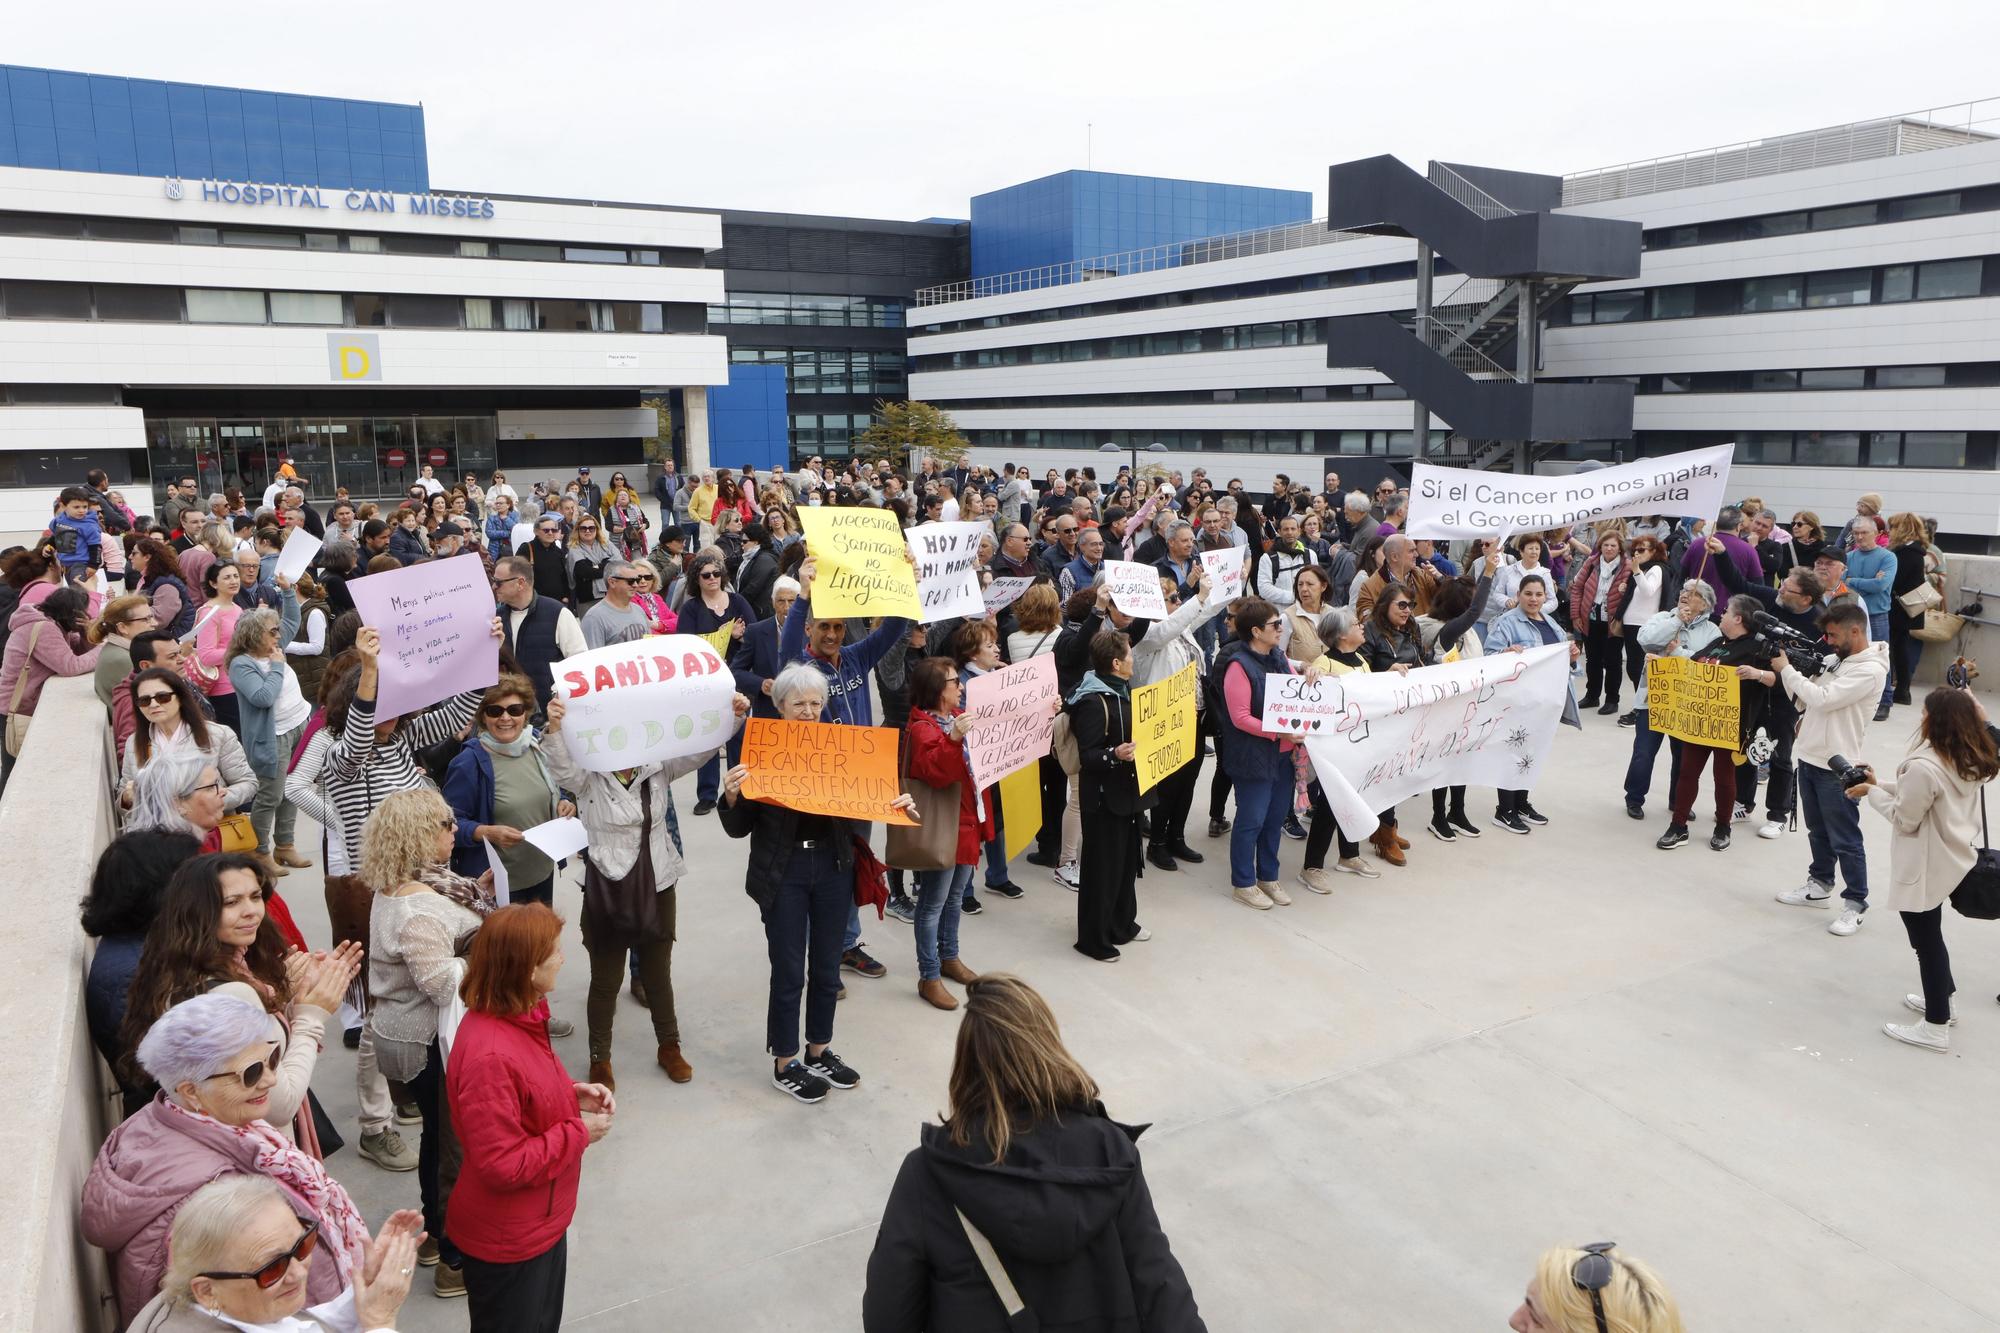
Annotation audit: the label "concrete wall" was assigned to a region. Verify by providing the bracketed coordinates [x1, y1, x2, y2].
[0, 676, 119, 1333]
[1927, 552, 2000, 684]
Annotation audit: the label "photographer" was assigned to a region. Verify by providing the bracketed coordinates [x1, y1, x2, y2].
[1655, 595, 1776, 852]
[1704, 541, 1825, 839]
[1845, 687, 2000, 1053]
[1771, 601, 1890, 935]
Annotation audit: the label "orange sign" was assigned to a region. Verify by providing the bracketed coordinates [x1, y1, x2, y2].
[738, 718, 917, 824]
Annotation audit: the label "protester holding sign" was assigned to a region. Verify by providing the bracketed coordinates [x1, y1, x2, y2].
[674, 551, 755, 815]
[1297, 608, 1378, 889]
[719, 663, 919, 1103]
[1217, 599, 1304, 907]
[902, 657, 989, 1012]
[1131, 570, 1222, 872]
[539, 683, 750, 1091]
[1622, 582, 1720, 822]
[1481, 574, 1577, 836]
[1654, 595, 1776, 852]
[1068, 632, 1156, 961]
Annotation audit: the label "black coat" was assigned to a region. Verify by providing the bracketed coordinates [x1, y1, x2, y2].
[715, 793, 858, 910]
[1070, 684, 1155, 817]
[863, 1108, 1205, 1333]
[737, 545, 780, 620]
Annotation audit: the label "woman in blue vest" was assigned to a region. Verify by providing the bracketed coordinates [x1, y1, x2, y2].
[1215, 598, 1301, 911]
[132, 537, 197, 640]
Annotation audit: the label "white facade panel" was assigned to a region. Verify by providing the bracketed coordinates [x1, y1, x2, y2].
[497, 408, 659, 441]
[1633, 388, 2000, 433]
[947, 401, 1419, 432]
[1541, 298, 2000, 376]
[1732, 464, 2000, 539]
[0, 404, 146, 452]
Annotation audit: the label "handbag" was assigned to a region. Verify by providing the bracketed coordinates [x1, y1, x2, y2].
[3, 623, 44, 758]
[1050, 711, 1081, 777]
[1898, 580, 1943, 616]
[216, 811, 257, 852]
[579, 778, 665, 945]
[885, 716, 962, 871]
[1949, 790, 2000, 920]
[1911, 608, 1964, 643]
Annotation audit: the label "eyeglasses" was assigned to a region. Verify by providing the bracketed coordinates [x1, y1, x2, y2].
[1792, 520, 1814, 528]
[1391, 600, 1413, 609]
[1262, 619, 1282, 630]
[199, 1217, 319, 1290]
[699, 569, 722, 580]
[631, 574, 655, 584]
[137, 691, 176, 708]
[482, 703, 530, 719]
[1570, 1242, 1618, 1333]
[577, 524, 597, 533]
[437, 816, 457, 832]
[538, 525, 561, 534]
[189, 779, 225, 797]
[606, 574, 634, 585]
[123, 613, 157, 627]
[204, 1043, 282, 1091]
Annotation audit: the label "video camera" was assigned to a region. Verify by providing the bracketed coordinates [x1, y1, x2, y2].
[1750, 611, 1835, 678]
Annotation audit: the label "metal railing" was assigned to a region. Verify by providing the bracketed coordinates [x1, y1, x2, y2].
[914, 216, 1365, 306]
[1427, 162, 1518, 219]
[1414, 316, 1519, 380]
[1563, 97, 2000, 205]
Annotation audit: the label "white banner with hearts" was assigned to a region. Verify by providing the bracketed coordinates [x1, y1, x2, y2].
[1296, 645, 1572, 839]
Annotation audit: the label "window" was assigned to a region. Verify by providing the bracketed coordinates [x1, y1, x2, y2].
[222, 229, 300, 249]
[0, 213, 86, 238]
[1795, 431, 1861, 466]
[563, 246, 627, 264]
[1904, 431, 1968, 467]
[1879, 264, 1915, 303]
[1876, 364, 1947, 388]
[1655, 225, 1701, 249]
[1742, 433, 1792, 464]
[496, 241, 561, 262]
[382, 234, 458, 257]
[1800, 367, 1867, 389]
[347, 235, 382, 254]
[457, 240, 491, 258]
[500, 299, 534, 331]
[632, 250, 660, 266]
[1744, 212, 1808, 239]
[2, 280, 93, 319]
[1591, 291, 1644, 323]
[352, 294, 386, 326]
[1741, 276, 1802, 312]
[1916, 258, 1982, 300]
[1650, 287, 1696, 320]
[1804, 268, 1871, 308]
[1866, 433, 1902, 466]
[186, 289, 268, 324]
[1811, 203, 1877, 230]
[305, 233, 339, 251]
[93, 284, 183, 321]
[383, 294, 461, 328]
[463, 298, 495, 331]
[1893, 193, 1960, 221]
[536, 299, 592, 331]
[269, 291, 343, 325]
[178, 226, 220, 246]
[1750, 370, 1798, 391]
[91, 217, 175, 243]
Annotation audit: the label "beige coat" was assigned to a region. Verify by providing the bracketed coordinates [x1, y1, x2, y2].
[1863, 740, 1985, 914]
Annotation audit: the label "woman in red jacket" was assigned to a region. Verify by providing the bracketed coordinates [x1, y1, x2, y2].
[447, 904, 614, 1333]
[904, 657, 989, 1013]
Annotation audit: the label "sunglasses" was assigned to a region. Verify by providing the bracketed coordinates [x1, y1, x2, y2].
[538, 526, 561, 534]
[1570, 1242, 1617, 1333]
[200, 1217, 320, 1290]
[1792, 520, 1814, 528]
[483, 703, 530, 719]
[578, 525, 597, 532]
[1391, 600, 1413, 609]
[204, 1043, 282, 1091]
[699, 570, 722, 579]
[137, 691, 176, 708]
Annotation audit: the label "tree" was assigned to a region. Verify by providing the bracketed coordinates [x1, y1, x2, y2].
[854, 400, 970, 473]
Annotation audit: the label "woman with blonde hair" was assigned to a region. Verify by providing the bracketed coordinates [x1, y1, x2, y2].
[90, 592, 159, 705]
[1885, 510, 1935, 707]
[1508, 1242, 1684, 1333]
[863, 973, 1204, 1331]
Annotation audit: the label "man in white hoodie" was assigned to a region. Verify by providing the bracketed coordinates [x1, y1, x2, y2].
[1771, 600, 1890, 935]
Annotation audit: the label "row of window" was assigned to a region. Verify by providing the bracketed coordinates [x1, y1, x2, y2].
[729, 346, 907, 396]
[1641, 185, 1999, 251]
[0, 210, 704, 267]
[964, 428, 1445, 456]
[1562, 256, 1995, 324]
[707, 292, 906, 328]
[0, 279, 706, 333]
[790, 412, 876, 450]
[146, 414, 501, 505]
[915, 318, 1327, 373]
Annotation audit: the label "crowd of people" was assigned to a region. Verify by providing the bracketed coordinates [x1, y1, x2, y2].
[9, 451, 1978, 1331]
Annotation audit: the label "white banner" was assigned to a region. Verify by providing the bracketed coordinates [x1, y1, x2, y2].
[271, 525, 321, 585]
[1404, 444, 1734, 541]
[1200, 547, 1245, 606]
[1301, 645, 1572, 839]
[982, 576, 1035, 615]
[1102, 560, 1167, 618]
[907, 520, 986, 623]
[552, 634, 736, 773]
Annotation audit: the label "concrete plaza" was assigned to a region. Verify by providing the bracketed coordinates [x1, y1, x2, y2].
[297, 700, 2000, 1331]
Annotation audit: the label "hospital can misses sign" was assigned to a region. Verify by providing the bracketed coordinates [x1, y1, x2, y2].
[165, 177, 496, 218]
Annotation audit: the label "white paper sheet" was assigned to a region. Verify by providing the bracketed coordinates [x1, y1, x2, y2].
[482, 838, 511, 905]
[520, 816, 590, 862]
[272, 525, 322, 584]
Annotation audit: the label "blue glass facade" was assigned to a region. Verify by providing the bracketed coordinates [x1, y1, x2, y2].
[706, 364, 790, 472]
[0, 64, 427, 192]
[969, 170, 1311, 278]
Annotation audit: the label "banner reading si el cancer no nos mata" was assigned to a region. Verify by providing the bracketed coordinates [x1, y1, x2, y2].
[552, 634, 736, 773]
[800, 508, 922, 620]
[1300, 644, 1572, 840]
[1403, 444, 1735, 542]
[738, 718, 916, 823]
[1645, 656, 1742, 747]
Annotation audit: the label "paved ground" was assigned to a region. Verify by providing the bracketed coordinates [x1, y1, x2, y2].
[290, 697, 2000, 1331]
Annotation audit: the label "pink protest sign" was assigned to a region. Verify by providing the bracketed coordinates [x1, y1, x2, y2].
[963, 653, 1061, 789]
[347, 553, 499, 717]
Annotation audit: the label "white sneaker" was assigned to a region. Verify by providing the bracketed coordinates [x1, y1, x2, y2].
[1298, 867, 1335, 895]
[1757, 820, 1785, 840]
[1232, 884, 1274, 910]
[1883, 1020, 1949, 1053]
[1259, 879, 1293, 907]
[1775, 879, 1834, 908]
[1053, 863, 1080, 891]
[1334, 856, 1380, 879]
[1731, 803, 1753, 823]
[1903, 994, 1958, 1025]
[1130, 926, 1153, 942]
[1828, 907, 1864, 936]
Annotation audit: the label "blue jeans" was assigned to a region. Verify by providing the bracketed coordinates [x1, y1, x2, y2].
[1622, 709, 1684, 812]
[760, 843, 848, 1059]
[843, 901, 861, 953]
[1870, 612, 1893, 707]
[981, 805, 1008, 889]
[914, 864, 971, 980]
[1799, 761, 1868, 908]
[1228, 773, 1290, 887]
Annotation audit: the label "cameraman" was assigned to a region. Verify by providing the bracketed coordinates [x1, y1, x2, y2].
[1704, 541, 1825, 839]
[1771, 601, 1890, 935]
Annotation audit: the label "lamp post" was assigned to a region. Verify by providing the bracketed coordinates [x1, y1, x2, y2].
[1100, 440, 1168, 488]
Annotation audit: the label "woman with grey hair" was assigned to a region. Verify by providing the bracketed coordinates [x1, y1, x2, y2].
[127, 751, 232, 847]
[1623, 579, 1722, 822]
[81, 992, 371, 1326]
[128, 1175, 423, 1333]
[718, 662, 915, 1103]
[1294, 607, 1380, 889]
[226, 579, 303, 867]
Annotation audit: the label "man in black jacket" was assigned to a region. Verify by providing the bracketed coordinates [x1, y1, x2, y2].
[1704, 544, 1825, 839]
[515, 514, 573, 606]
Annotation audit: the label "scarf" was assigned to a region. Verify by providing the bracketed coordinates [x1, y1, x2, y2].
[157, 1096, 364, 1282]
[634, 592, 676, 634]
[419, 863, 498, 918]
[477, 728, 559, 809]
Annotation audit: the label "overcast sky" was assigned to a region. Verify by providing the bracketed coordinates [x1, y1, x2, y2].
[13, 0, 2000, 224]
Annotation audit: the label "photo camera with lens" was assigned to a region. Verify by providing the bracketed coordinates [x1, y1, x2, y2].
[1749, 611, 1835, 678]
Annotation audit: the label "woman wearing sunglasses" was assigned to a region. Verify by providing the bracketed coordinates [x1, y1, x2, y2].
[119, 667, 258, 815]
[443, 674, 575, 914]
[673, 552, 754, 814]
[565, 514, 620, 614]
[83, 991, 372, 1326]
[628, 564, 678, 635]
[1509, 1241, 1684, 1333]
[132, 1174, 422, 1333]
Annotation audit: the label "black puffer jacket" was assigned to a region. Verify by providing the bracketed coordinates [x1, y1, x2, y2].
[715, 793, 859, 909]
[863, 1106, 1205, 1333]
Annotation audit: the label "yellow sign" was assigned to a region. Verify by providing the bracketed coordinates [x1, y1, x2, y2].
[1646, 656, 1741, 747]
[699, 621, 737, 658]
[999, 764, 1042, 861]
[799, 508, 921, 620]
[1132, 662, 1199, 794]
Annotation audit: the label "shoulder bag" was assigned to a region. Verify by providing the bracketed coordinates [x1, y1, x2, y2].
[885, 718, 960, 871]
[3, 622, 44, 757]
[215, 812, 258, 852]
[579, 777, 665, 945]
[1949, 788, 2000, 920]
[1898, 580, 1943, 617]
[1911, 607, 1964, 644]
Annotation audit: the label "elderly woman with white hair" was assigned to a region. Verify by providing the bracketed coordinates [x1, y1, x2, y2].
[127, 1175, 423, 1333]
[127, 750, 234, 849]
[717, 663, 916, 1103]
[82, 992, 372, 1326]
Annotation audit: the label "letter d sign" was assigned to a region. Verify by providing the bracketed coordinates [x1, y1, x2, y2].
[326, 332, 382, 382]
